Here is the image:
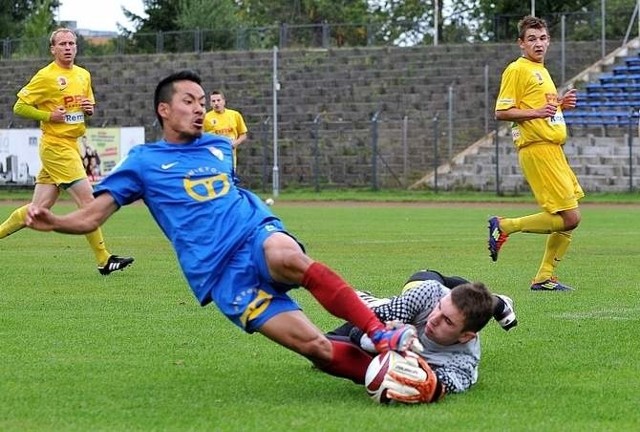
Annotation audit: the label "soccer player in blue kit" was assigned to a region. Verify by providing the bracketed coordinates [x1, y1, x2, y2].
[25, 70, 418, 384]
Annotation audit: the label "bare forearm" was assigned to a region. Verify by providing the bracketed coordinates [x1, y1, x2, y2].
[51, 209, 104, 234]
[495, 108, 545, 122]
[26, 194, 119, 234]
[496, 100, 561, 123]
[233, 134, 247, 148]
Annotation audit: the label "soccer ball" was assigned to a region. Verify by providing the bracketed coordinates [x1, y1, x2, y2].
[365, 351, 429, 404]
[265, 198, 275, 206]
[365, 351, 407, 404]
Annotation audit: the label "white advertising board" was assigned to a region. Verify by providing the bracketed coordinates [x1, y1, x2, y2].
[0, 127, 144, 185]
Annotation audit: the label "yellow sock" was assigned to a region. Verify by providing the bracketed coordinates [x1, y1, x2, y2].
[534, 231, 572, 283]
[0, 205, 28, 239]
[501, 212, 565, 235]
[85, 228, 111, 265]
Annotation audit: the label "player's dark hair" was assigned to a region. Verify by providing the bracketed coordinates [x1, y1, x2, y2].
[517, 15, 548, 40]
[154, 70, 202, 127]
[450, 282, 494, 332]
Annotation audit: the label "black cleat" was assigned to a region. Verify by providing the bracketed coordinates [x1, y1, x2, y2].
[98, 255, 134, 275]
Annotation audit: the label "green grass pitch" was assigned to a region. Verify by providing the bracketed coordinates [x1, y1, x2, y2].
[1, 201, 638, 431]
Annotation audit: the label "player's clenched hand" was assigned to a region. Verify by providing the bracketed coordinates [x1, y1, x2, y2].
[560, 88, 577, 109]
[81, 98, 94, 116]
[49, 106, 67, 123]
[25, 205, 56, 232]
[386, 353, 445, 404]
[539, 103, 558, 118]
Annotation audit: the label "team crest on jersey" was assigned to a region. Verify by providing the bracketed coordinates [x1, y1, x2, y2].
[208, 146, 224, 161]
[57, 76, 68, 90]
[533, 71, 544, 85]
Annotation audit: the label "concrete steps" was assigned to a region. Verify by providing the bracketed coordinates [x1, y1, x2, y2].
[414, 133, 639, 193]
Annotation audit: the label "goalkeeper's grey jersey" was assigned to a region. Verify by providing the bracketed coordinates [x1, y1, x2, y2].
[363, 280, 480, 394]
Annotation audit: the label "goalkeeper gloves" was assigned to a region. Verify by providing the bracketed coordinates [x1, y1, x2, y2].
[386, 352, 445, 404]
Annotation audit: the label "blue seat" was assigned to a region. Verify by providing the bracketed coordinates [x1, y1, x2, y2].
[612, 65, 640, 75]
[599, 74, 640, 84]
[564, 109, 638, 127]
[563, 55, 640, 126]
[624, 57, 640, 67]
[600, 82, 640, 91]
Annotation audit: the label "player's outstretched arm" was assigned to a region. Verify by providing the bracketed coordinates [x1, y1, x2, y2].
[26, 193, 119, 234]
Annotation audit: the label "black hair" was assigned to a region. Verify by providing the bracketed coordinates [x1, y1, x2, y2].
[153, 70, 202, 127]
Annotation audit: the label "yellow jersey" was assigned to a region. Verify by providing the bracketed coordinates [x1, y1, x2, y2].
[203, 108, 248, 141]
[16, 62, 94, 142]
[495, 57, 566, 149]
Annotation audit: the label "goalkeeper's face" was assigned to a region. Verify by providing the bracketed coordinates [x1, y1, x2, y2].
[425, 294, 476, 346]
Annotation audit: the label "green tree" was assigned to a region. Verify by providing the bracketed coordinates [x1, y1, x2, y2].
[120, 0, 181, 53]
[236, 0, 371, 47]
[0, 0, 59, 48]
[369, 0, 433, 45]
[176, 0, 240, 50]
[122, 0, 181, 33]
[470, 0, 636, 42]
[15, 0, 58, 58]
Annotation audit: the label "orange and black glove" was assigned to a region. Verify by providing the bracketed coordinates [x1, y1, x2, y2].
[386, 352, 445, 404]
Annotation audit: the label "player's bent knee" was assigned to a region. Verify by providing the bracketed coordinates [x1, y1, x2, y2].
[565, 215, 581, 230]
[559, 209, 581, 231]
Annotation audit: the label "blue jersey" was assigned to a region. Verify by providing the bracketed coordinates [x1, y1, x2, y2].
[94, 133, 279, 305]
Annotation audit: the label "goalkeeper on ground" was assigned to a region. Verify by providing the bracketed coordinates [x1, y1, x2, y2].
[327, 269, 517, 396]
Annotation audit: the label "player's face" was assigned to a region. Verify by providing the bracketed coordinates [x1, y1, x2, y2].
[160, 80, 206, 143]
[424, 294, 474, 345]
[519, 27, 549, 63]
[50, 31, 77, 67]
[210, 94, 226, 113]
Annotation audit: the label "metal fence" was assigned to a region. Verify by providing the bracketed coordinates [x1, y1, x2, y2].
[1, 9, 638, 60]
[244, 112, 638, 195]
[1, 10, 638, 194]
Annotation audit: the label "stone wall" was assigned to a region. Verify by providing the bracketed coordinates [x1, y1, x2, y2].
[0, 41, 621, 190]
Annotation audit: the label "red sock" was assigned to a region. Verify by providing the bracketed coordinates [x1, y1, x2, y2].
[315, 339, 373, 384]
[302, 262, 384, 336]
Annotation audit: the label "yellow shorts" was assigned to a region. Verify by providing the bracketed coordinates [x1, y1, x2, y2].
[36, 136, 86, 187]
[518, 143, 585, 214]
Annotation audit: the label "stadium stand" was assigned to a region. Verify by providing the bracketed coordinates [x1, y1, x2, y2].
[0, 40, 636, 192]
[564, 55, 640, 129]
[410, 40, 640, 193]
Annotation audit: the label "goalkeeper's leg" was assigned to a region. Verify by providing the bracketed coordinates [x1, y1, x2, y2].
[326, 322, 355, 338]
[402, 269, 469, 293]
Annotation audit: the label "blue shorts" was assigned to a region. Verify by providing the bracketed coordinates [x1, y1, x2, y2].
[211, 220, 304, 333]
